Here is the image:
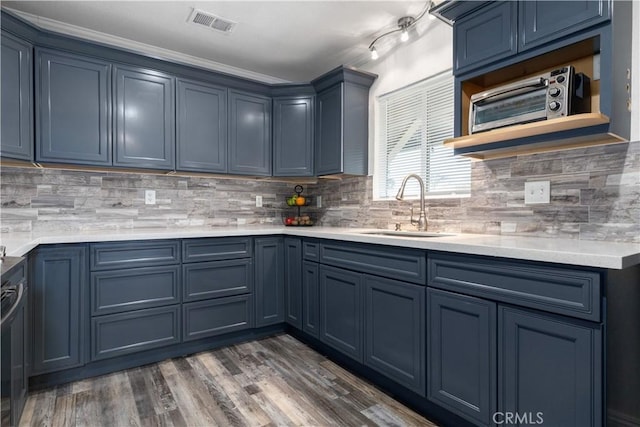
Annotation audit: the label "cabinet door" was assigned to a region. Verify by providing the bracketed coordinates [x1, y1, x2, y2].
[254, 237, 284, 326]
[176, 79, 227, 173]
[0, 32, 32, 161]
[284, 238, 303, 329]
[273, 96, 314, 176]
[36, 49, 111, 165]
[228, 90, 271, 176]
[427, 288, 497, 426]
[454, 1, 517, 74]
[32, 245, 87, 374]
[319, 265, 363, 362]
[364, 276, 425, 395]
[499, 306, 602, 427]
[519, 1, 610, 52]
[315, 84, 343, 175]
[114, 66, 174, 169]
[302, 261, 319, 337]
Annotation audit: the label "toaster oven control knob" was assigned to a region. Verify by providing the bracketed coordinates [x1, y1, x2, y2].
[549, 101, 561, 111]
[549, 87, 561, 97]
[556, 75, 566, 83]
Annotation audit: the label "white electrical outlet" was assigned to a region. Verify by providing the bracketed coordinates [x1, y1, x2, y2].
[316, 196, 322, 208]
[524, 181, 550, 204]
[256, 195, 263, 207]
[145, 190, 156, 205]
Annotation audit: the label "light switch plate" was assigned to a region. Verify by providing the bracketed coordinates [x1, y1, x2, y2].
[316, 196, 322, 208]
[145, 190, 156, 205]
[524, 181, 550, 204]
[256, 195, 263, 207]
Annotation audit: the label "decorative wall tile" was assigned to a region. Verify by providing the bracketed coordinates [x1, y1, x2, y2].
[308, 141, 639, 243]
[0, 141, 638, 243]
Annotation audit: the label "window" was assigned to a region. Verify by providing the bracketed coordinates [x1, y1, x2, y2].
[374, 71, 470, 200]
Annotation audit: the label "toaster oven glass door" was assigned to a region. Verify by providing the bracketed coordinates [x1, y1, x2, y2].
[472, 88, 548, 133]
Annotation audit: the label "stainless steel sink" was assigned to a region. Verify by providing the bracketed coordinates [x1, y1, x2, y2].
[359, 230, 455, 238]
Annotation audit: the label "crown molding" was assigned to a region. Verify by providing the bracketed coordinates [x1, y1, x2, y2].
[5, 7, 290, 84]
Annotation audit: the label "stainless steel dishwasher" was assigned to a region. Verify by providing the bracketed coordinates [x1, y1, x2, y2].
[1, 250, 28, 427]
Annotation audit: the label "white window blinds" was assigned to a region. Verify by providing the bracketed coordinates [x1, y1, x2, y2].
[374, 71, 470, 199]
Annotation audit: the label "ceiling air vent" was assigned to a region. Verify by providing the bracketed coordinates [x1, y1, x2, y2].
[187, 8, 237, 34]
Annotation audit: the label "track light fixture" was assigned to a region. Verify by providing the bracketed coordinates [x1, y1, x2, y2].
[368, 2, 431, 60]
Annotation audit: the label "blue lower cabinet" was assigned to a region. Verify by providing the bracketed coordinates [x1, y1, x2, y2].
[182, 259, 252, 302]
[254, 237, 284, 327]
[91, 305, 180, 361]
[31, 245, 87, 375]
[183, 295, 253, 342]
[182, 237, 252, 263]
[364, 276, 425, 396]
[427, 288, 497, 426]
[499, 306, 602, 427]
[319, 265, 363, 362]
[90, 240, 180, 271]
[284, 238, 302, 329]
[91, 265, 181, 315]
[302, 261, 319, 338]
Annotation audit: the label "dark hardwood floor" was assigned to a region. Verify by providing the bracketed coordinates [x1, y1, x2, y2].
[20, 334, 437, 426]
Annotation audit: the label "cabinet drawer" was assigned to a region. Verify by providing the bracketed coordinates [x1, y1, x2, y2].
[90, 240, 180, 270]
[182, 237, 252, 263]
[183, 259, 252, 302]
[91, 266, 181, 315]
[92, 305, 180, 361]
[320, 242, 426, 285]
[303, 240, 319, 261]
[183, 295, 253, 342]
[428, 253, 601, 321]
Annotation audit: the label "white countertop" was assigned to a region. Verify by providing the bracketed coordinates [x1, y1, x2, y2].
[2, 226, 639, 270]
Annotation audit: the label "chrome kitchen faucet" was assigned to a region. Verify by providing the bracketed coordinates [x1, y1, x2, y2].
[395, 174, 428, 231]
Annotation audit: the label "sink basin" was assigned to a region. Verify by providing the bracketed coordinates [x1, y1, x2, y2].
[359, 230, 455, 238]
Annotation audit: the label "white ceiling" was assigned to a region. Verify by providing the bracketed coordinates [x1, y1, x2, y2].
[3, 1, 429, 83]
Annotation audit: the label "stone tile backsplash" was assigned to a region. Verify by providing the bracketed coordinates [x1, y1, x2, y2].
[307, 141, 639, 243]
[0, 168, 294, 232]
[1, 141, 638, 243]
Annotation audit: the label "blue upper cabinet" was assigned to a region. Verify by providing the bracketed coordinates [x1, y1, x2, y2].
[1, 31, 33, 161]
[228, 90, 272, 176]
[273, 96, 314, 177]
[312, 67, 376, 176]
[36, 49, 111, 166]
[450, 0, 612, 76]
[315, 84, 343, 175]
[114, 65, 175, 170]
[454, 1, 517, 75]
[176, 79, 227, 173]
[519, 1, 610, 53]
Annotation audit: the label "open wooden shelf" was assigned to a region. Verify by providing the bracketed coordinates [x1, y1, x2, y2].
[444, 113, 626, 160]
